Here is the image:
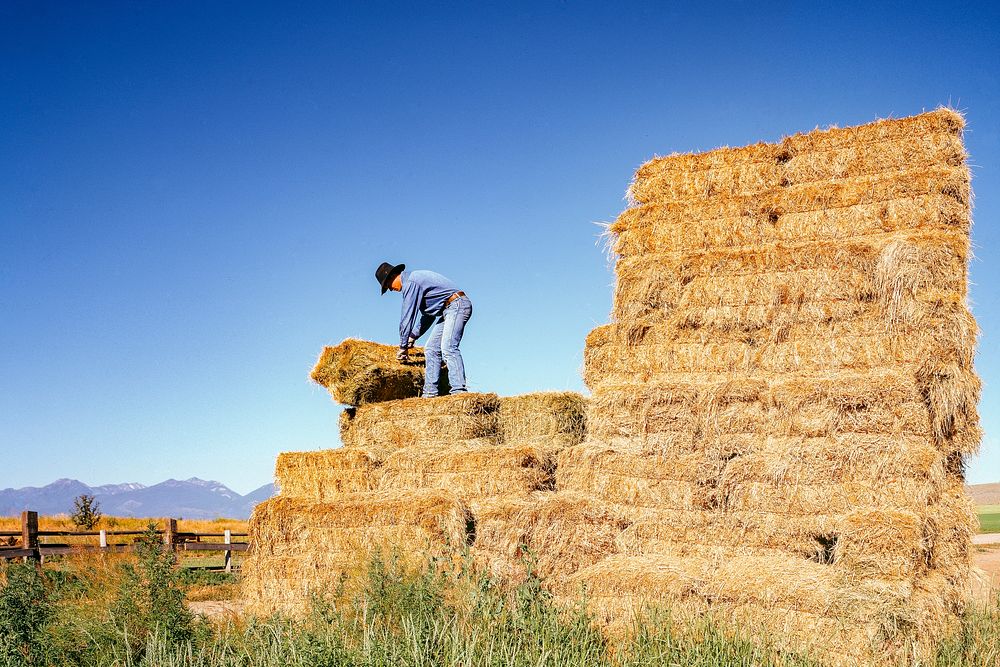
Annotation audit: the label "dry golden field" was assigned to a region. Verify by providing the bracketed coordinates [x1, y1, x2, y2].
[0, 514, 248, 534]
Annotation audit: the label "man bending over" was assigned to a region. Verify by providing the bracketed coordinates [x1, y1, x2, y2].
[375, 261, 472, 397]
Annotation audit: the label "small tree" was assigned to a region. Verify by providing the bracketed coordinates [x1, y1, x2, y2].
[70, 494, 102, 530]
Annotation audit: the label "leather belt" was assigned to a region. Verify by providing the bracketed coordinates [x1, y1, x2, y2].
[445, 291, 466, 307]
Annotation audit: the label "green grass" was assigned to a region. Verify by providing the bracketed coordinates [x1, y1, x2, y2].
[177, 554, 246, 569]
[978, 505, 1000, 533]
[2, 539, 1000, 667]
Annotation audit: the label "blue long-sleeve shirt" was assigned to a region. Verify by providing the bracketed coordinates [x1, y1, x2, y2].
[398, 270, 461, 348]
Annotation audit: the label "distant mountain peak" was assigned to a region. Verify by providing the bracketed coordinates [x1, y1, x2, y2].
[51, 478, 88, 487]
[93, 482, 147, 495]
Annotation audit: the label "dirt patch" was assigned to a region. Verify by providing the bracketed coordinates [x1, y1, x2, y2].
[186, 600, 245, 619]
[973, 544, 1000, 603]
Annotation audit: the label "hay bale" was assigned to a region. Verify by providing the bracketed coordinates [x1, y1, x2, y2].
[558, 441, 942, 518]
[625, 109, 964, 206]
[275, 448, 380, 501]
[471, 491, 631, 585]
[556, 443, 724, 511]
[340, 393, 500, 454]
[243, 490, 471, 615]
[627, 109, 965, 206]
[570, 593, 882, 667]
[585, 377, 935, 443]
[559, 432, 945, 490]
[613, 193, 969, 257]
[615, 507, 926, 579]
[378, 439, 557, 500]
[556, 550, 913, 627]
[497, 392, 587, 444]
[587, 333, 924, 378]
[624, 166, 969, 238]
[309, 338, 448, 406]
[560, 452, 934, 516]
[247, 490, 471, 561]
[554, 550, 933, 665]
[608, 228, 968, 329]
[924, 478, 978, 604]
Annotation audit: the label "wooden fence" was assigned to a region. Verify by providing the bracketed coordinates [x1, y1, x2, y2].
[0, 511, 249, 571]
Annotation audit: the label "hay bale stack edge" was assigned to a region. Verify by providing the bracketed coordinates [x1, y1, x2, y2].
[558, 108, 979, 666]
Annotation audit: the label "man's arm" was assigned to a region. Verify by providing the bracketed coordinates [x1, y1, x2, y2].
[410, 313, 435, 342]
[398, 282, 421, 350]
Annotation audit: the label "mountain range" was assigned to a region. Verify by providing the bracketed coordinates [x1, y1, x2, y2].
[0, 478, 275, 520]
[4, 479, 996, 519]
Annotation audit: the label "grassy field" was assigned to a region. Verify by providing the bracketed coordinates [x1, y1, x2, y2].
[0, 514, 250, 570]
[0, 514, 248, 535]
[2, 534, 999, 667]
[978, 505, 1000, 533]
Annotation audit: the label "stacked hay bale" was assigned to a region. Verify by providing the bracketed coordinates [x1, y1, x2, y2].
[464, 392, 622, 584]
[244, 340, 473, 613]
[556, 109, 979, 665]
[340, 393, 500, 455]
[244, 337, 589, 614]
[334, 392, 586, 501]
[242, 489, 470, 610]
[470, 490, 631, 585]
[309, 338, 449, 404]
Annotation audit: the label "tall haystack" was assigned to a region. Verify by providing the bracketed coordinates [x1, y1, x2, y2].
[558, 108, 979, 665]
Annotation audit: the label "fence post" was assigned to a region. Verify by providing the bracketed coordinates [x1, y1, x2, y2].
[21, 511, 38, 563]
[224, 529, 232, 572]
[164, 518, 177, 551]
[99, 529, 107, 549]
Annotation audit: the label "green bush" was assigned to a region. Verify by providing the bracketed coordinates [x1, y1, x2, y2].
[0, 562, 52, 667]
[108, 523, 194, 652]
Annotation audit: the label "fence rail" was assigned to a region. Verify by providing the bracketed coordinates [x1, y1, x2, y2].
[0, 511, 249, 571]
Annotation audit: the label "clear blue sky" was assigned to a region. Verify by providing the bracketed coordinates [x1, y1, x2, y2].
[1, 1, 998, 493]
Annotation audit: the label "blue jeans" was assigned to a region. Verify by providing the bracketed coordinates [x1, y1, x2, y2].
[423, 296, 472, 397]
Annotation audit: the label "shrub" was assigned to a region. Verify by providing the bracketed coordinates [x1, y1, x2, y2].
[70, 495, 101, 530]
[108, 523, 194, 655]
[0, 562, 52, 666]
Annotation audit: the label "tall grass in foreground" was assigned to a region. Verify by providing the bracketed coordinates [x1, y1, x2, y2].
[1, 535, 998, 667]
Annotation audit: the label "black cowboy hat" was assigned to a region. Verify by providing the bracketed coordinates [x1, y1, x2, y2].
[375, 262, 405, 294]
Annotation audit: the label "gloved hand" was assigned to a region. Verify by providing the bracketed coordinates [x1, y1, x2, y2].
[396, 347, 409, 362]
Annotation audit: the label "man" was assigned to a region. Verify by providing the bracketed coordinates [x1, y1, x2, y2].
[375, 261, 472, 397]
